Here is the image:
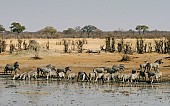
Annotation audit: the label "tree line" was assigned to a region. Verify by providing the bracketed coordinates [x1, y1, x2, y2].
[0, 22, 170, 39]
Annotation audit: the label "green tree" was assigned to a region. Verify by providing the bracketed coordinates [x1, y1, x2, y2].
[141, 25, 149, 35]
[135, 25, 149, 35]
[81, 25, 97, 37]
[10, 22, 26, 39]
[135, 25, 142, 35]
[44, 26, 57, 35]
[63, 28, 76, 35]
[0, 24, 5, 40]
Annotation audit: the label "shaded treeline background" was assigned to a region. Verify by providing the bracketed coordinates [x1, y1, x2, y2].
[1, 29, 170, 39]
[0, 23, 169, 39]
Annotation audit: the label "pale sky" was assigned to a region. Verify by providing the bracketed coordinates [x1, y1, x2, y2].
[0, 0, 170, 31]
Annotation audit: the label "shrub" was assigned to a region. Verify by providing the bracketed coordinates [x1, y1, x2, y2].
[63, 39, 69, 53]
[76, 40, 84, 53]
[120, 54, 131, 61]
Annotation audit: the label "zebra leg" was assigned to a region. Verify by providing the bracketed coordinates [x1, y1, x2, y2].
[95, 76, 98, 82]
[82, 74, 85, 81]
[150, 77, 153, 84]
[46, 74, 49, 80]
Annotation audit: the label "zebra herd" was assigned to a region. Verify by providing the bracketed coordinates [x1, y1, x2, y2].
[4, 59, 163, 84]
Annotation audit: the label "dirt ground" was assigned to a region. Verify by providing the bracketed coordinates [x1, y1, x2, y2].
[0, 38, 170, 81]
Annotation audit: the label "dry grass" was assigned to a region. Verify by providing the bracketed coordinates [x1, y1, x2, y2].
[0, 38, 170, 81]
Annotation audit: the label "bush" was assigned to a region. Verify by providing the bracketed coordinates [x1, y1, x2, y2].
[27, 40, 40, 58]
[120, 54, 131, 61]
[63, 39, 69, 53]
[76, 40, 84, 53]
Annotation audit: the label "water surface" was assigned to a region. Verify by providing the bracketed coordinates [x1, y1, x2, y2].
[0, 79, 169, 106]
